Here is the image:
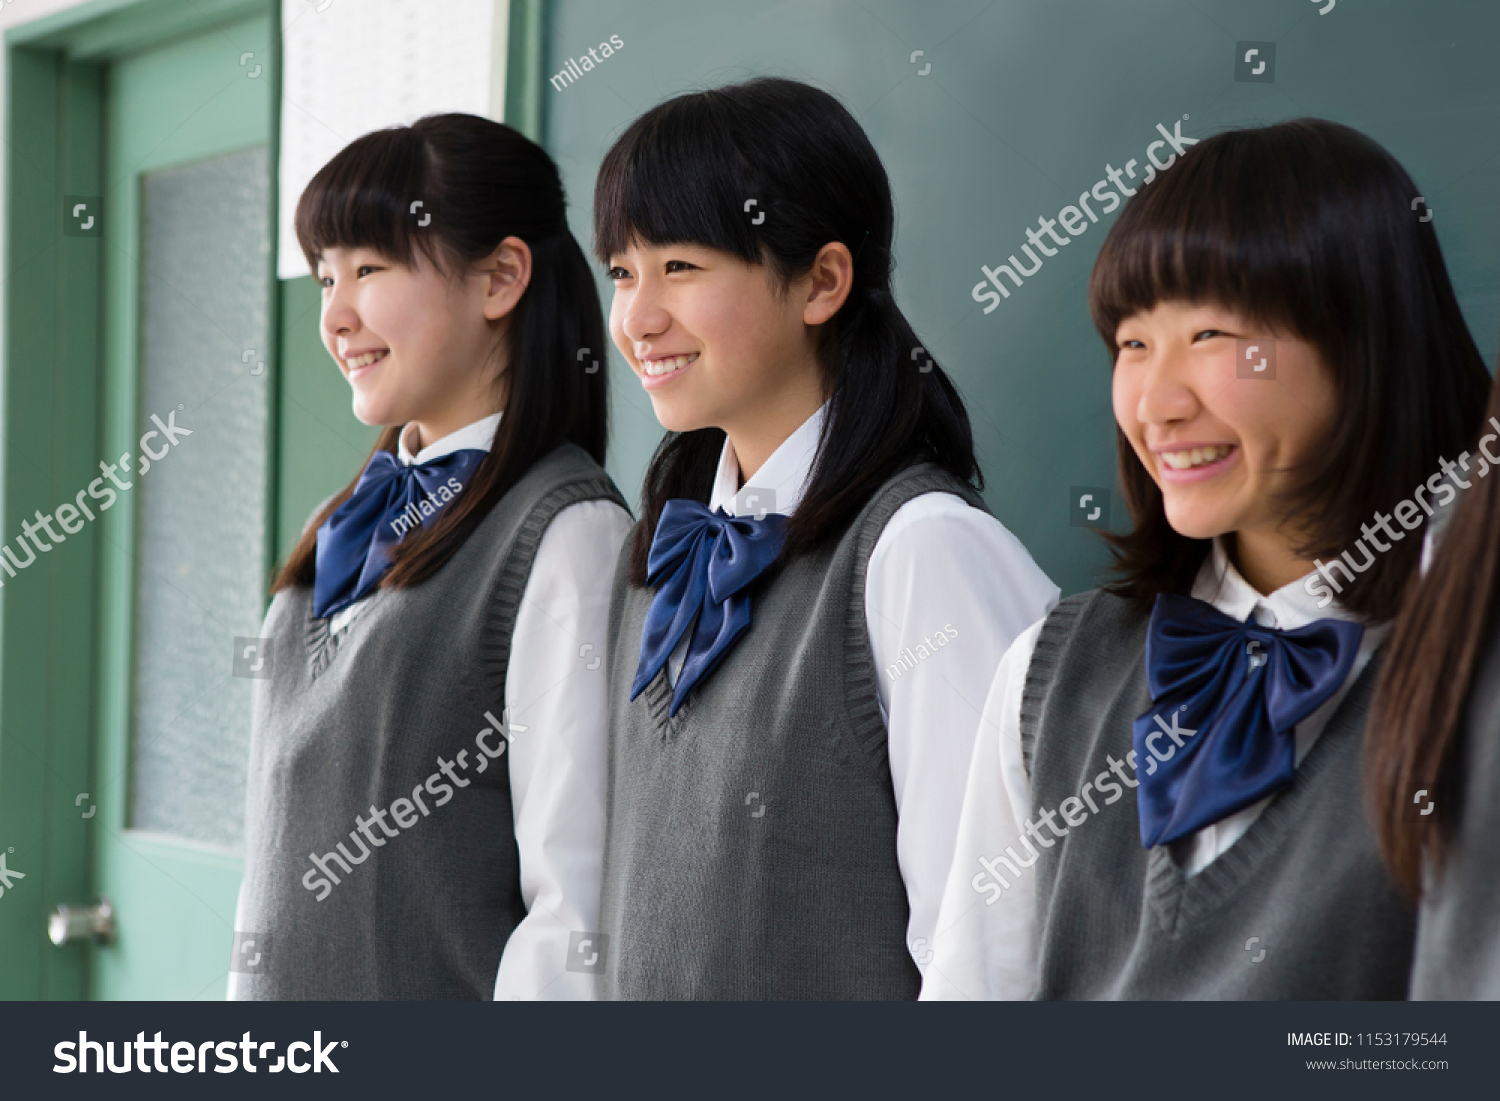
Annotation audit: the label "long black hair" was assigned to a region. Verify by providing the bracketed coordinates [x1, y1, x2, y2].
[1366, 358, 1500, 896]
[1088, 118, 1489, 623]
[592, 77, 979, 586]
[275, 113, 608, 594]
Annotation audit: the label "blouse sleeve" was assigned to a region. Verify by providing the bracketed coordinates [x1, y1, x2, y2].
[919, 616, 1045, 1000]
[492, 497, 633, 1000]
[863, 491, 1057, 980]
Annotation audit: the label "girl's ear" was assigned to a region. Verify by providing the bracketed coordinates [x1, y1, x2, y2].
[481, 236, 533, 320]
[802, 241, 854, 326]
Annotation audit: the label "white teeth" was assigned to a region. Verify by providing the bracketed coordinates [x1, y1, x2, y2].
[1160, 445, 1232, 470]
[346, 350, 388, 369]
[642, 353, 698, 377]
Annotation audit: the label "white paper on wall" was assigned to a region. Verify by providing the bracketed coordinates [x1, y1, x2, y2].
[278, 0, 506, 280]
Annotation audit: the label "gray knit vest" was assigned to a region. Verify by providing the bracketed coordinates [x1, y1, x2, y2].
[1409, 611, 1500, 998]
[597, 463, 988, 1000]
[1019, 590, 1415, 999]
[233, 443, 625, 1000]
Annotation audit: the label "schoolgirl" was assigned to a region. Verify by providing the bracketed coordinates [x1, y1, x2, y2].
[923, 118, 1491, 999]
[229, 114, 631, 1000]
[591, 77, 1058, 1000]
[1367, 361, 1500, 999]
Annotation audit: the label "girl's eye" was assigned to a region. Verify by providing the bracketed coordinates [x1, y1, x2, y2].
[665, 260, 697, 273]
[606, 266, 631, 281]
[318, 265, 381, 287]
[1193, 329, 1227, 342]
[1117, 338, 1146, 352]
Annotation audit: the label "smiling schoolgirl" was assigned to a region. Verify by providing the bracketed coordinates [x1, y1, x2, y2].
[230, 114, 631, 1000]
[923, 118, 1491, 1000]
[591, 77, 1058, 1000]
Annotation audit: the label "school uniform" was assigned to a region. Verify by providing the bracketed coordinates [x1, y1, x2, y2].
[229, 413, 631, 1000]
[1408, 590, 1500, 997]
[921, 540, 1416, 999]
[595, 402, 1058, 999]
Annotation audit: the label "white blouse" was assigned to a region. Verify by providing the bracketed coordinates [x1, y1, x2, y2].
[919, 538, 1387, 1000]
[662, 401, 1060, 971]
[249, 412, 632, 1001]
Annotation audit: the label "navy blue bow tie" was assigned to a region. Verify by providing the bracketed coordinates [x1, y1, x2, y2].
[313, 447, 486, 619]
[1132, 592, 1363, 848]
[630, 499, 789, 716]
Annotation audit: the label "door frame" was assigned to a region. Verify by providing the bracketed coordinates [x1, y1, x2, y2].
[0, 0, 546, 1000]
[0, 0, 278, 1000]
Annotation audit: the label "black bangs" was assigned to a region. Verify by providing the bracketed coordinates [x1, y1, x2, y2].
[294, 125, 448, 277]
[592, 89, 770, 267]
[1089, 118, 1399, 354]
[591, 78, 888, 284]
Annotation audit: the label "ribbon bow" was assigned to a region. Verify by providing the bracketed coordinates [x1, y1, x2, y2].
[1132, 592, 1363, 848]
[313, 447, 486, 619]
[631, 499, 789, 716]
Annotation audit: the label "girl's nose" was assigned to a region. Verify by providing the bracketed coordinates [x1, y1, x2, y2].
[1135, 349, 1199, 427]
[619, 294, 671, 344]
[322, 292, 360, 341]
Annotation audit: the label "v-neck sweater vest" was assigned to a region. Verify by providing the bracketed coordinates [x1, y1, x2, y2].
[234, 443, 626, 1000]
[1018, 591, 1416, 999]
[596, 462, 989, 1000]
[1409, 609, 1500, 998]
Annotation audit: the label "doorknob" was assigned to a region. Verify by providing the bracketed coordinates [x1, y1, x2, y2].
[48, 896, 116, 946]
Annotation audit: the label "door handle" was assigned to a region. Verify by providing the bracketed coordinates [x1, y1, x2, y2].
[48, 896, 116, 946]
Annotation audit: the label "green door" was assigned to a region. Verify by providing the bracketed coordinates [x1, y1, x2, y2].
[90, 8, 275, 1000]
[0, 0, 280, 1001]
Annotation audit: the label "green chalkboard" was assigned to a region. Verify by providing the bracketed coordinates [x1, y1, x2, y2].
[542, 0, 1500, 597]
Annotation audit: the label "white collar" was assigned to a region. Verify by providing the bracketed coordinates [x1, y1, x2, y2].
[1193, 537, 1372, 632]
[397, 411, 503, 466]
[709, 401, 828, 517]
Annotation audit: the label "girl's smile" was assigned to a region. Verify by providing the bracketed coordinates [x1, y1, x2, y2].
[1152, 442, 1238, 483]
[637, 350, 699, 388]
[606, 240, 839, 479]
[341, 347, 390, 380]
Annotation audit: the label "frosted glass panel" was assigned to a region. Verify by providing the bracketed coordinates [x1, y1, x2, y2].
[130, 146, 270, 848]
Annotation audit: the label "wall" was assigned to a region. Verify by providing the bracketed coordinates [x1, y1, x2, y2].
[542, 0, 1500, 597]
